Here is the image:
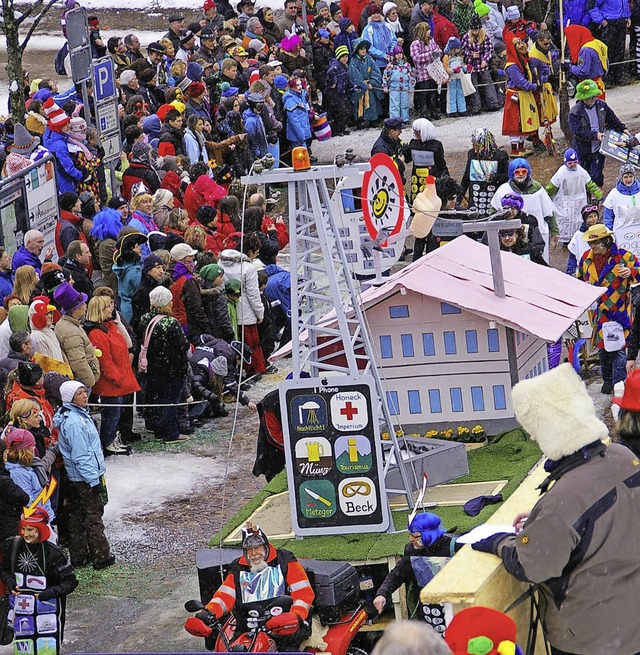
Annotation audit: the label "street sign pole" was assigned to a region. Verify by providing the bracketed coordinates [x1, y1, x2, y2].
[92, 57, 122, 198]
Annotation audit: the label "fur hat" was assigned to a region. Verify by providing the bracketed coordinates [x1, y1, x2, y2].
[60, 380, 85, 404]
[511, 363, 608, 461]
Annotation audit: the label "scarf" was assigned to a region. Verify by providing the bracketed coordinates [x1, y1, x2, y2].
[584, 39, 609, 72]
[172, 260, 195, 281]
[385, 17, 403, 34]
[68, 134, 94, 160]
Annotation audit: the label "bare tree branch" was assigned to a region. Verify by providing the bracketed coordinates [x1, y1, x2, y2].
[21, 0, 59, 48]
[16, 0, 46, 25]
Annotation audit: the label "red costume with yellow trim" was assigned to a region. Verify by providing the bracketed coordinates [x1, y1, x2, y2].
[502, 37, 540, 139]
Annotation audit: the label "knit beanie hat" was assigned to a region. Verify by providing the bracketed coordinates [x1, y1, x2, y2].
[335, 45, 350, 59]
[225, 278, 242, 294]
[330, 1, 342, 15]
[366, 2, 382, 15]
[564, 147, 578, 163]
[621, 162, 636, 177]
[273, 74, 289, 89]
[505, 4, 520, 19]
[382, 1, 397, 14]
[69, 116, 87, 138]
[149, 285, 173, 308]
[444, 36, 462, 52]
[143, 253, 164, 273]
[4, 426, 36, 451]
[60, 379, 85, 404]
[17, 361, 44, 388]
[199, 263, 224, 283]
[474, 0, 490, 17]
[43, 98, 70, 132]
[132, 140, 152, 162]
[187, 61, 205, 82]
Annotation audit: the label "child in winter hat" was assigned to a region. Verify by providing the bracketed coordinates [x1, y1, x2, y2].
[43, 98, 71, 132]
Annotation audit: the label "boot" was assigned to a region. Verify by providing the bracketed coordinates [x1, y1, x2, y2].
[104, 435, 131, 456]
[518, 140, 533, 156]
[510, 142, 519, 156]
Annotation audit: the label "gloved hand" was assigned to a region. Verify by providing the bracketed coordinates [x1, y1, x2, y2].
[37, 589, 56, 602]
[453, 67, 461, 74]
[471, 532, 512, 555]
[195, 610, 216, 626]
[266, 612, 301, 636]
[466, 64, 473, 73]
[560, 61, 571, 72]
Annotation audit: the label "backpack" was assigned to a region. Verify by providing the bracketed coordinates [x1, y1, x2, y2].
[55, 42, 69, 77]
[138, 315, 164, 373]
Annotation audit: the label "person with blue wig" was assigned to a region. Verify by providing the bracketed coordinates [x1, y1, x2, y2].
[89, 208, 126, 293]
[373, 512, 459, 634]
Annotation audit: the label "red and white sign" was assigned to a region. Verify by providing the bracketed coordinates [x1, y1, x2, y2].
[330, 391, 368, 431]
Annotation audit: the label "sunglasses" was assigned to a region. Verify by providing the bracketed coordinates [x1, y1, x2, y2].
[583, 205, 598, 214]
[500, 231, 517, 238]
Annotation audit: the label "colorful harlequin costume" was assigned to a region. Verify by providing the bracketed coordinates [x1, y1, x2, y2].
[501, 37, 540, 148]
[564, 25, 608, 99]
[528, 40, 558, 126]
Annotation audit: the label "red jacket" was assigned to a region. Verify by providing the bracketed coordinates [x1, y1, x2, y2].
[85, 321, 140, 398]
[433, 10, 459, 50]
[261, 217, 290, 250]
[183, 175, 227, 223]
[341, 0, 369, 29]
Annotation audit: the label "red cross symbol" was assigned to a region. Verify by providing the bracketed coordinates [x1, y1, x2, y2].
[17, 597, 31, 611]
[340, 401, 358, 421]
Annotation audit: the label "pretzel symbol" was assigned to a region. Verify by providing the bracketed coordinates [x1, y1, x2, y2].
[342, 481, 372, 497]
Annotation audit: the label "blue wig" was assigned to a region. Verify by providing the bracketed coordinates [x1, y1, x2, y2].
[90, 208, 124, 241]
[408, 512, 445, 547]
[508, 157, 531, 180]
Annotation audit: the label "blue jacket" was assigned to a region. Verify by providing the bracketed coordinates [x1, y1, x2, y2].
[242, 108, 269, 159]
[557, 0, 591, 26]
[589, 0, 630, 23]
[0, 270, 14, 302]
[43, 128, 84, 194]
[568, 99, 625, 162]
[569, 45, 608, 80]
[54, 403, 105, 488]
[113, 261, 143, 322]
[361, 21, 398, 68]
[283, 89, 312, 146]
[603, 178, 640, 228]
[334, 19, 358, 55]
[5, 462, 55, 519]
[264, 264, 292, 317]
[12, 245, 43, 274]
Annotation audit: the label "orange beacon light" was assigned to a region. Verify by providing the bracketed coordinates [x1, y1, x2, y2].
[292, 146, 311, 171]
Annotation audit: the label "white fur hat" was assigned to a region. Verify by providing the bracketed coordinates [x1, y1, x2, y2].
[511, 363, 608, 461]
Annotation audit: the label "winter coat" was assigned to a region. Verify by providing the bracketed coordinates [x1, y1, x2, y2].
[372, 131, 406, 177]
[127, 210, 158, 258]
[43, 128, 84, 194]
[568, 99, 625, 163]
[496, 442, 640, 653]
[55, 315, 101, 388]
[219, 252, 264, 325]
[113, 260, 142, 323]
[282, 88, 313, 147]
[121, 161, 161, 200]
[56, 210, 87, 257]
[410, 38, 443, 81]
[243, 108, 269, 159]
[568, 44, 608, 80]
[453, 0, 475, 35]
[341, 0, 370, 28]
[264, 264, 292, 318]
[409, 5, 435, 39]
[202, 285, 235, 342]
[158, 124, 185, 157]
[325, 58, 354, 102]
[171, 261, 211, 340]
[312, 43, 334, 92]
[578, 242, 640, 348]
[334, 19, 359, 55]
[257, 230, 281, 266]
[84, 320, 140, 398]
[183, 128, 208, 165]
[589, 0, 629, 23]
[0, 269, 13, 303]
[349, 51, 384, 121]
[62, 258, 94, 298]
[432, 9, 459, 50]
[130, 272, 162, 332]
[54, 402, 105, 487]
[98, 237, 118, 293]
[0, 351, 30, 393]
[0, 466, 29, 541]
[603, 178, 640, 230]
[137, 311, 190, 378]
[361, 21, 398, 69]
[184, 175, 226, 222]
[5, 461, 55, 520]
[12, 244, 44, 274]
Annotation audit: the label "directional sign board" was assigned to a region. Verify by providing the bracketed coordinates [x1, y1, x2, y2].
[92, 58, 121, 166]
[96, 101, 119, 134]
[280, 376, 389, 536]
[100, 133, 121, 163]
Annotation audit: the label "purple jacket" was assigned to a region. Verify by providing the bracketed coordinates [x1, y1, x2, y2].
[569, 45, 608, 79]
[12, 245, 43, 274]
[505, 64, 537, 91]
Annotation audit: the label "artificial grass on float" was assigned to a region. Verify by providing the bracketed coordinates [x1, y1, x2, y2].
[210, 429, 541, 561]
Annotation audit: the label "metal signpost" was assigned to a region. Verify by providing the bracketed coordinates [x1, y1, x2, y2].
[66, 7, 93, 117]
[280, 376, 389, 536]
[92, 57, 122, 197]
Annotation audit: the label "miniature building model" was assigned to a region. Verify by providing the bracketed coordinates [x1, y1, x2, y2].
[353, 237, 603, 433]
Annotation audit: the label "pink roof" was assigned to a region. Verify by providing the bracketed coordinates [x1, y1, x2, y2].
[356, 236, 604, 342]
[270, 236, 604, 361]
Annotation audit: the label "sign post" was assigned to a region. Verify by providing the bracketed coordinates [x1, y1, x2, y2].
[92, 57, 121, 197]
[281, 376, 390, 536]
